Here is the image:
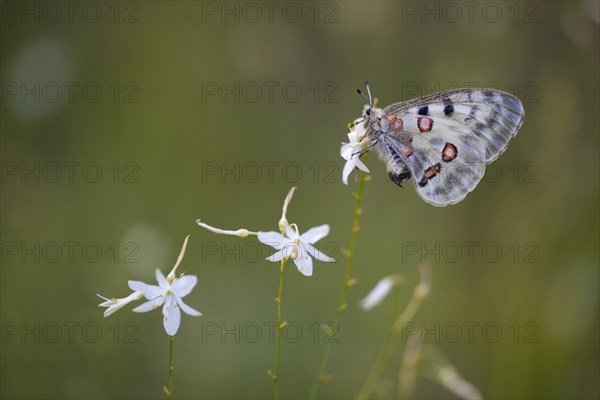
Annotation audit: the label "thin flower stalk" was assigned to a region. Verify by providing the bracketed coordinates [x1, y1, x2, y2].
[356, 264, 432, 400]
[163, 336, 174, 398]
[271, 257, 287, 400]
[98, 235, 201, 399]
[309, 161, 369, 399]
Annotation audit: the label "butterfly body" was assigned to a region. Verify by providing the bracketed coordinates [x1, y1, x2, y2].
[356, 87, 525, 206]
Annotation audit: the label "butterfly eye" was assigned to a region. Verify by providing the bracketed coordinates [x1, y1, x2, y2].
[366, 108, 372, 116]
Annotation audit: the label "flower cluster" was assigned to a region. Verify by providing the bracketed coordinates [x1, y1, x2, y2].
[340, 119, 371, 185]
[197, 187, 335, 276]
[98, 235, 201, 336]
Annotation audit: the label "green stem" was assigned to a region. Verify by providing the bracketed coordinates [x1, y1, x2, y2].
[274, 257, 287, 400]
[308, 163, 369, 399]
[167, 336, 174, 398]
[356, 289, 425, 400]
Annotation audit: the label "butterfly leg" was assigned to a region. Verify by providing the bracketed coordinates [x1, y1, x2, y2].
[351, 139, 379, 157]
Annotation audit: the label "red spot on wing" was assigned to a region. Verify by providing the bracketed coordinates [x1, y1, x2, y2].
[386, 114, 404, 132]
[392, 119, 404, 131]
[418, 163, 442, 187]
[424, 163, 441, 178]
[400, 144, 413, 157]
[442, 143, 458, 162]
[418, 117, 433, 133]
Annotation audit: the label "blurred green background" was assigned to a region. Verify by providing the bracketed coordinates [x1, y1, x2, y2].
[1, 1, 598, 399]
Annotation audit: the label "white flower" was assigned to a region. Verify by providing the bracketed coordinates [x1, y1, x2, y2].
[97, 236, 201, 336]
[258, 224, 335, 277]
[129, 268, 202, 336]
[358, 275, 403, 311]
[341, 121, 370, 185]
[127, 236, 201, 336]
[97, 291, 144, 317]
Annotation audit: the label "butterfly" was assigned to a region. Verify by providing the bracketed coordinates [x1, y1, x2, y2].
[349, 82, 525, 206]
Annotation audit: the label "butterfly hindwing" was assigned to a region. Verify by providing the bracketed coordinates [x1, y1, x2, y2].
[378, 89, 524, 206]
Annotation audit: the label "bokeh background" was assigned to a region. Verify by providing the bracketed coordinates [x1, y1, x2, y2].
[1, 1, 599, 399]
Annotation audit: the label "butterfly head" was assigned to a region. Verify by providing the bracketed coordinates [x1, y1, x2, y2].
[357, 81, 382, 123]
[362, 103, 381, 120]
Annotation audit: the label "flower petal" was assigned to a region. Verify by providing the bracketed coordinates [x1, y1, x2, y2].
[347, 129, 359, 143]
[266, 249, 285, 262]
[286, 225, 299, 240]
[128, 281, 164, 299]
[176, 296, 202, 316]
[170, 235, 190, 276]
[294, 251, 313, 277]
[300, 225, 330, 244]
[340, 143, 353, 160]
[342, 159, 355, 185]
[354, 156, 370, 173]
[155, 269, 169, 289]
[358, 276, 396, 311]
[98, 291, 144, 317]
[97, 294, 113, 307]
[258, 231, 286, 249]
[163, 295, 181, 336]
[302, 243, 336, 262]
[171, 275, 198, 298]
[132, 296, 165, 313]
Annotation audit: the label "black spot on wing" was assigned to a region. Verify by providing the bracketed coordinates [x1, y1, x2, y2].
[465, 105, 479, 122]
[486, 108, 500, 129]
[418, 106, 429, 116]
[386, 145, 403, 164]
[473, 122, 486, 138]
[483, 90, 497, 100]
[444, 104, 454, 116]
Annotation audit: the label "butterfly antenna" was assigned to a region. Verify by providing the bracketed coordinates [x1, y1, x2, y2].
[365, 80, 373, 106]
[356, 88, 370, 103]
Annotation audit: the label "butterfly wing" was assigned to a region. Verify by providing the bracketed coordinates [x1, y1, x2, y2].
[379, 89, 525, 206]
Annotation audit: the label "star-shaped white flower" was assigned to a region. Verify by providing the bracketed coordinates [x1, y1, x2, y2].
[127, 235, 201, 336]
[258, 224, 335, 277]
[129, 268, 201, 336]
[341, 120, 370, 185]
[97, 236, 202, 336]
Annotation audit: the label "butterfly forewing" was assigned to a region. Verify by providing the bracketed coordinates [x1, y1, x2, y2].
[376, 89, 525, 206]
